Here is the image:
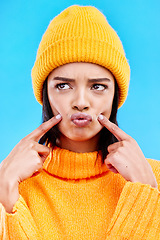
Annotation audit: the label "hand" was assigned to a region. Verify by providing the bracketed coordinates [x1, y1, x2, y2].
[0, 114, 62, 212]
[98, 114, 157, 188]
[0, 114, 62, 183]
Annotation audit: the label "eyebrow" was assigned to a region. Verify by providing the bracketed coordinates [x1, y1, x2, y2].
[88, 78, 111, 83]
[53, 77, 111, 82]
[53, 77, 74, 82]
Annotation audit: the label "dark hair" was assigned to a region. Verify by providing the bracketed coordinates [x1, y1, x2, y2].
[39, 78, 119, 162]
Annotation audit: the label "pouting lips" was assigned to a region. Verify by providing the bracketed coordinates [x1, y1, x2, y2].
[71, 113, 92, 127]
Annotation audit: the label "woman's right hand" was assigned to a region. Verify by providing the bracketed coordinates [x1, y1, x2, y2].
[0, 114, 62, 213]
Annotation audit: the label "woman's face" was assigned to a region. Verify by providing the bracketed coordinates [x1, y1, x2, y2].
[47, 62, 115, 144]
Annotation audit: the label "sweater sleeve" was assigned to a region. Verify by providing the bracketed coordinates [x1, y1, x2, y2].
[106, 182, 160, 240]
[0, 195, 41, 240]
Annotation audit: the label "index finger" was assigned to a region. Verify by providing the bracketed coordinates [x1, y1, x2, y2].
[27, 114, 62, 142]
[98, 114, 129, 141]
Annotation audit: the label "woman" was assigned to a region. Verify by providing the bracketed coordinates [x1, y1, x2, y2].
[0, 5, 160, 240]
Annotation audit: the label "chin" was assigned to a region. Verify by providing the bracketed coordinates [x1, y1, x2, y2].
[63, 129, 101, 142]
[65, 133, 92, 142]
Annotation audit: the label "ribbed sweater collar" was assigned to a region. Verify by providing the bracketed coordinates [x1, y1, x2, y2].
[43, 146, 108, 179]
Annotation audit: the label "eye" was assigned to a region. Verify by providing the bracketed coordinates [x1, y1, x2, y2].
[91, 84, 108, 91]
[56, 83, 70, 90]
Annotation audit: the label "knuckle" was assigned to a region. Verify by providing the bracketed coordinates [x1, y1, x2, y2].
[128, 136, 136, 144]
[40, 122, 46, 129]
[34, 151, 40, 158]
[35, 157, 43, 168]
[111, 125, 117, 132]
[109, 152, 119, 163]
[17, 138, 28, 150]
[37, 124, 47, 134]
[113, 151, 119, 160]
[116, 147, 123, 156]
[107, 145, 111, 153]
[120, 140, 127, 148]
[45, 147, 50, 155]
[28, 141, 35, 149]
[111, 124, 120, 135]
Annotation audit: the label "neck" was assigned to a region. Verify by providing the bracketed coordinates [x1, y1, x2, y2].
[57, 134, 100, 153]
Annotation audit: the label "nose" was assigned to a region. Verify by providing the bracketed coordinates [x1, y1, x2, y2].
[72, 89, 90, 111]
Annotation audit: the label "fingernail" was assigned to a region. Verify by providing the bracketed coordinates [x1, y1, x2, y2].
[98, 114, 104, 120]
[56, 114, 62, 119]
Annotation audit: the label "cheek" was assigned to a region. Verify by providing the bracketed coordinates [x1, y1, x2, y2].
[96, 96, 114, 118]
[49, 95, 69, 118]
[50, 99, 70, 122]
[103, 108, 112, 119]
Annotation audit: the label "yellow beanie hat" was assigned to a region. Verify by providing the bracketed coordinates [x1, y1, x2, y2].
[32, 5, 130, 107]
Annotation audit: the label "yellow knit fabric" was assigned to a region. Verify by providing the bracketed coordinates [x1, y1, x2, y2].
[1, 147, 160, 239]
[32, 5, 130, 108]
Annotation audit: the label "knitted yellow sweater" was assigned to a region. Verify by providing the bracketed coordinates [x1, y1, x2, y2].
[1, 147, 160, 239]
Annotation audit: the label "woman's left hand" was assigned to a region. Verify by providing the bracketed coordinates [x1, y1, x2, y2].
[98, 114, 158, 188]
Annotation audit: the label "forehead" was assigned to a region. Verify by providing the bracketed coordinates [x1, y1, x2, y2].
[48, 62, 115, 81]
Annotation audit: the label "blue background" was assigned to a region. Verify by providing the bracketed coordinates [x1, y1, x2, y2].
[0, 0, 160, 162]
